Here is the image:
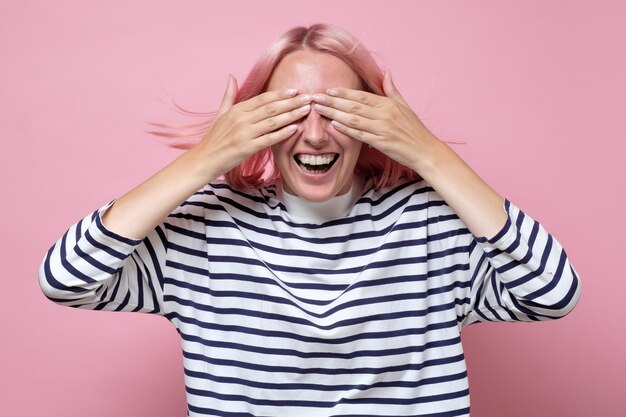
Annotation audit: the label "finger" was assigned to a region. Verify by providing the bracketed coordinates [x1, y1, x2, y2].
[313, 103, 379, 134]
[247, 93, 312, 124]
[255, 124, 298, 150]
[383, 70, 409, 107]
[251, 103, 311, 136]
[326, 88, 381, 107]
[217, 74, 238, 116]
[330, 120, 379, 145]
[312, 93, 379, 120]
[239, 88, 298, 112]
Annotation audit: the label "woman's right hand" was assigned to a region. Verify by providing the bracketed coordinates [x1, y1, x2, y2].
[101, 76, 311, 240]
[190, 75, 313, 178]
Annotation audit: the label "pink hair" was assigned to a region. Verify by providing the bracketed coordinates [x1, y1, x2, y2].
[155, 24, 418, 189]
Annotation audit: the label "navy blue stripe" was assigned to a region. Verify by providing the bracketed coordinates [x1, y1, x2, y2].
[113, 277, 131, 312]
[59, 233, 97, 284]
[169, 308, 459, 346]
[185, 385, 469, 408]
[475, 199, 512, 244]
[186, 405, 254, 417]
[523, 263, 579, 311]
[482, 295, 506, 322]
[190, 250, 470, 280]
[194, 201, 452, 243]
[182, 348, 465, 376]
[340, 388, 469, 406]
[165, 260, 208, 278]
[494, 221, 539, 273]
[187, 405, 471, 417]
[211, 187, 438, 230]
[132, 259, 145, 312]
[73, 244, 118, 275]
[167, 203, 461, 247]
[355, 178, 430, 207]
[523, 249, 566, 301]
[42, 246, 88, 294]
[94, 285, 110, 310]
[498, 288, 543, 320]
[94, 210, 142, 246]
[165, 221, 207, 241]
[141, 228, 166, 312]
[165, 272, 470, 316]
[171, 268, 464, 308]
[184, 367, 466, 393]
[337, 408, 472, 417]
[84, 228, 127, 260]
[115, 293, 130, 311]
[199, 182, 277, 206]
[170, 226, 468, 264]
[505, 234, 553, 289]
[165, 294, 466, 330]
[75, 216, 87, 245]
[178, 332, 452, 360]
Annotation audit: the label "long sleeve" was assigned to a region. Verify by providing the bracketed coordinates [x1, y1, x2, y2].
[39, 202, 167, 314]
[461, 199, 581, 326]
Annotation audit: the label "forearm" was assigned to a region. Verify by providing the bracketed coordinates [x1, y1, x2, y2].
[415, 135, 507, 239]
[102, 148, 218, 240]
[103, 83, 309, 240]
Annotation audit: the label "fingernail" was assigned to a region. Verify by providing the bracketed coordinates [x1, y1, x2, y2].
[327, 88, 338, 96]
[299, 94, 312, 103]
[298, 104, 311, 114]
[312, 94, 326, 103]
[285, 88, 297, 96]
[285, 124, 297, 132]
[314, 103, 326, 112]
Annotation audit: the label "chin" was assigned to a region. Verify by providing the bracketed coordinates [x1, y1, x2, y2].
[286, 183, 344, 202]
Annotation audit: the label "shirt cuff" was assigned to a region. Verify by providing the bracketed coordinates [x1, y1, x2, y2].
[474, 199, 518, 251]
[90, 200, 143, 250]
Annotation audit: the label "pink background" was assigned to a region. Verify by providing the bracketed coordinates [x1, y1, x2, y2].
[1, 1, 624, 416]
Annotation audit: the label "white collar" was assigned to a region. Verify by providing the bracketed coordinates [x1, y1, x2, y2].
[279, 177, 365, 223]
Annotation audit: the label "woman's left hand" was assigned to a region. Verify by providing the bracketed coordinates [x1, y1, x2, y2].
[314, 71, 508, 239]
[312, 71, 440, 174]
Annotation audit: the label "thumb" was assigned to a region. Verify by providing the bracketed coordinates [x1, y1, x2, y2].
[217, 74, 238, 116]
[382, 70, 409, 107]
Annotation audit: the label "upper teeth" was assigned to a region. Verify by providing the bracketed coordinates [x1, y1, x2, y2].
[297, 154, 335, 165]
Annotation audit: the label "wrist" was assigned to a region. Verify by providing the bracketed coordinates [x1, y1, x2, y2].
[410, 134, 454, 181]
[177, 148, 222, 187]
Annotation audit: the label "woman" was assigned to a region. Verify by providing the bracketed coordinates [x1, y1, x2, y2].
[40, 24, 580, 417]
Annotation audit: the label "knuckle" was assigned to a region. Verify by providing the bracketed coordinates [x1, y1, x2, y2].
[255, 94, 267, 106]
[348, 116, 360, 128]
[266, 117, 278, 129]
[350, 104, 361, 114]
[264, 103, 277, 116]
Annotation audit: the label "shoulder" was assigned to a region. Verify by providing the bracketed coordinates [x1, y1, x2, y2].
[361, 178, 448, 213]
[170, 180, 282, 223]
[368, 178, 468, 234]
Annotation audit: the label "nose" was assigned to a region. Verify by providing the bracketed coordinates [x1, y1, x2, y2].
[301, 106, 328, 148]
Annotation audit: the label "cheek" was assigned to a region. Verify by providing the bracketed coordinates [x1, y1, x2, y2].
[340, 138, 363, 161]
[271, 133, 297, 157]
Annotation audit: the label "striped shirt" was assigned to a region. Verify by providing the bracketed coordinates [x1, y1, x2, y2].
[39, 178, 580, 417]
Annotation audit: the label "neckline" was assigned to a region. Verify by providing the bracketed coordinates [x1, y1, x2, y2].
[278, 177, 365, 224]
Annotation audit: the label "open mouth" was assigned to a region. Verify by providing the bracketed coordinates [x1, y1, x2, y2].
[294, 153, 339, 174]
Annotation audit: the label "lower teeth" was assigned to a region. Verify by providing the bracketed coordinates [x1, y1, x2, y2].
[301, 165, 329, 174]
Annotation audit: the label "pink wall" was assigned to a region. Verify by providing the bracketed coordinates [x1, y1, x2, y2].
[1, 1, 624, 416]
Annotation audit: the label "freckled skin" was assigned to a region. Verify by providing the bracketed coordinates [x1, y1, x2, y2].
[267, 50, 363, 202]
